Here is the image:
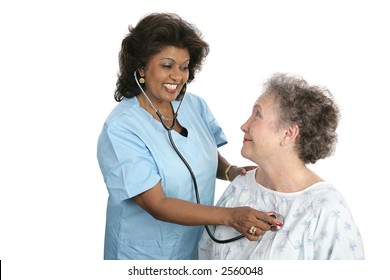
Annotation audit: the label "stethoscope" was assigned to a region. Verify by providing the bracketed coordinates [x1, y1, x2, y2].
[134, 70, 283, 243]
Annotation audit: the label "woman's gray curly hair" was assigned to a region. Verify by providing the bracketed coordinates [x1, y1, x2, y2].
[263, 73, 341, 164]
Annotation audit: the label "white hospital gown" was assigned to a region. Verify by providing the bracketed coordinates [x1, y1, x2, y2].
[198, 169, 364, 260]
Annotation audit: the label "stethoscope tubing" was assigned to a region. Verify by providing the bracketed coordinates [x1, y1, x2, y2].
[167, 128, 245, 243]
[134, 70, 244, 243]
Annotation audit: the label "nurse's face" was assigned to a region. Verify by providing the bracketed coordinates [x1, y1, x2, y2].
[240, 94, 284, 164]
[139, 46, 190, 104]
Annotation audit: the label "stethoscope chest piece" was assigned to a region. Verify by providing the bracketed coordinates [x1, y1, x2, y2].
[269, 213, 284, 231]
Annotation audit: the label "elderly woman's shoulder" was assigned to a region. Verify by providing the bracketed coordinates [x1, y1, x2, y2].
[308, 182, 352, 213]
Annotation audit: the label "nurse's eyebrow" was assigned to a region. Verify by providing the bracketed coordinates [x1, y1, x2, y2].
[159, 57, 191, 64]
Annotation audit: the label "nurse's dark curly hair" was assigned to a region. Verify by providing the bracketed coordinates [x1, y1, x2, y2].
[264, 73, 340, 164]
[114, 13, 209, 102]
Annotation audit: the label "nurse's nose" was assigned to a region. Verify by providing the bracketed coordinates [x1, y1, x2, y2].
[169, 68, 182, 82]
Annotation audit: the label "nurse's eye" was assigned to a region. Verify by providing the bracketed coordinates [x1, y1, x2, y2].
[180, 65, 189, 71]
[161, 63, 173, 69]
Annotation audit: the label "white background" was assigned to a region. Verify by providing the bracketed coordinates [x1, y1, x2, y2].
[1, 0, 389, 279]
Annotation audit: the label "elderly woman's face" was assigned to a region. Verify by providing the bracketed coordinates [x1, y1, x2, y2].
[139, 46, 190, 103]
[240, 94, 284, 163]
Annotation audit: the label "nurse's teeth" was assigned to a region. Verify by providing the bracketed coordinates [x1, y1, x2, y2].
[165, 84, 177, 90]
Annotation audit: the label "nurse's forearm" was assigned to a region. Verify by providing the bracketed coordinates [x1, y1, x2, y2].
[132, 183, 232, 226]
[217, 152, 234, 180]
[150, 197, 275, 240]
[217, 152, 247, 182]
[132, 182, 275, 236]
[151, 197, 232, 226]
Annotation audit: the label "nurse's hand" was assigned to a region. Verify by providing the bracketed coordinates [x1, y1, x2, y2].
[226, 165, 257, 181]
[227, 207, 281, 241]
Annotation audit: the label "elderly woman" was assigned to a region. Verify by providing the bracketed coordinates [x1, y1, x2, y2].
[198, 73, 364, 260]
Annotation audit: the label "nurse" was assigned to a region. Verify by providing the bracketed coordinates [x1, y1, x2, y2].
[97, 13, 276, 260]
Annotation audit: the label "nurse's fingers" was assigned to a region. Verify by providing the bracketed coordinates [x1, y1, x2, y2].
[229, 207, 271, 239]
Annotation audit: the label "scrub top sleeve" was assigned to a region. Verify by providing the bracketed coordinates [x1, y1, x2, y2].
[197, 96, 227, 147]
[98, 120, 161, 202]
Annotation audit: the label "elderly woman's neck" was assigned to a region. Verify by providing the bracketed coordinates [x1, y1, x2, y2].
[255, 160, 323, 193]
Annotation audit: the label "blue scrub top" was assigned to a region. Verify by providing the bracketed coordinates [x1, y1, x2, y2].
[97, 93, 227, 260]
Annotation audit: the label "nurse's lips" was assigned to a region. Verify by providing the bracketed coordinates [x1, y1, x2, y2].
[164, 83, 179, 93]
[243, 138, 252, 142]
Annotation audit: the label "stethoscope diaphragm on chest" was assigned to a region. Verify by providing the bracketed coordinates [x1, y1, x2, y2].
[268, 212, 284, 232]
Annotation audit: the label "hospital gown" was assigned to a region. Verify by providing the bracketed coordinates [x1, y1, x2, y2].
[97, 93, 227, 260]
[198, 169, 364, 260]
